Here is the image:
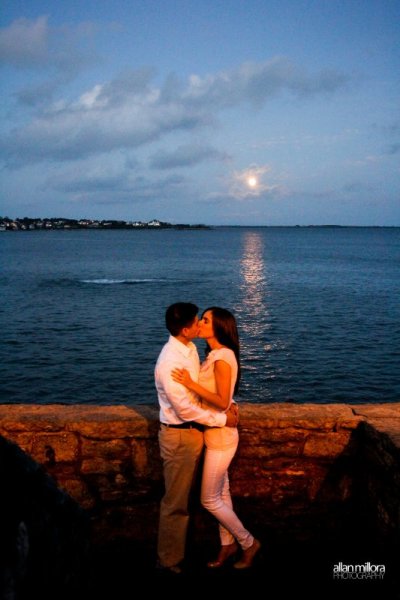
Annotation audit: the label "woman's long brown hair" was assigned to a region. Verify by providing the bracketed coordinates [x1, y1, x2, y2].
[202, 306, 241, 395]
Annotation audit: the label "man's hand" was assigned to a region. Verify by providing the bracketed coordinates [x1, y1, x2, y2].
[225, 402, 239, 428]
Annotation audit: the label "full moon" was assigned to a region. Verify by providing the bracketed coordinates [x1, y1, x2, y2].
[247, 176, 257, 188]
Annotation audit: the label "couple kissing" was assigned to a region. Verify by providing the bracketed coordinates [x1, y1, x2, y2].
[155, 302, 261, 575]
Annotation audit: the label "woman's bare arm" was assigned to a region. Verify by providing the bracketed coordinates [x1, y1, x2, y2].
[171, 360, 231, 411]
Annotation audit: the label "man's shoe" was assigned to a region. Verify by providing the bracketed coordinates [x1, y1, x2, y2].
[156, 560, 183, 575]
[233, 539, 261, 569]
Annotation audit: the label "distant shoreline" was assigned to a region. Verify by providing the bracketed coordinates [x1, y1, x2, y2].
[0, 218, 210, 232]
[0, 217, 398, 232]
[220, 224, 399, 228]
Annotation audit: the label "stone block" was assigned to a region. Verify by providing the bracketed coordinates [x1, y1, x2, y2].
[231, 476, 274, 497]
[0, 418, 62, 433]
[81, 438, 130, 460]
[238, 441, 303, 459]
[81, 458, 124, 475]
[57, 477, 95, 509]
[303, 431, 353, 458]
[64, 406, 158, 439]
[31, 432, 78, 464]
[131, 438, 162, 478]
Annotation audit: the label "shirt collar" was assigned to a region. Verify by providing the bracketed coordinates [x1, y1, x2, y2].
[168, 335, 197, 358]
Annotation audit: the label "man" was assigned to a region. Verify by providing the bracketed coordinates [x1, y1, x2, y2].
[155, 302, 238, 574]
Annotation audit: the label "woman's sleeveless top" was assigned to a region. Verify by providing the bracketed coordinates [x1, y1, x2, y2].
[199, 347, 239, 449]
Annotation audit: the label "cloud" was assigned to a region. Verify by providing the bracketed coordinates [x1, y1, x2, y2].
[46, 158, 186, 202]
[49, 166, 128, 194]
[0, 15, 95, 71]
[387, 142, 400, 155]
[346, 155, 381, 167]
[1, 58, 348, 166]
[185, 58, 348, 109]
[1, 16, 98, 107]
[0, 16, 49, 67]
[342, 181, 375, 194]
[16, 79, 62, 107]
[149, 143, 228, 169]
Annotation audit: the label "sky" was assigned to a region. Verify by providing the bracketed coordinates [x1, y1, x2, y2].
[0, 0, 399, 225]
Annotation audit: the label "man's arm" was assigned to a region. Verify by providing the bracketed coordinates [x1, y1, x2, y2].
[157, 360, 227, 427]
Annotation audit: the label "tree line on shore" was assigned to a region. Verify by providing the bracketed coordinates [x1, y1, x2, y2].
[0, 217, 209, 231]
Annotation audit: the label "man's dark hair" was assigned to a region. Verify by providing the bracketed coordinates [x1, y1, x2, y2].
[165, 302, 198, 337]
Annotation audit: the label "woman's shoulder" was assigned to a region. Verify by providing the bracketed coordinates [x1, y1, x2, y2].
[212, 347, 236, 364]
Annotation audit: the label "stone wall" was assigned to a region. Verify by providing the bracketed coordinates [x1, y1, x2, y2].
[1, 402, 399, 547]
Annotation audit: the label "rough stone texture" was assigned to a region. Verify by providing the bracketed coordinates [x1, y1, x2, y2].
[0, 403, 399, 550]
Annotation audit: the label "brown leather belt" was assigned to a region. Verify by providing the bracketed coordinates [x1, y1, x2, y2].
[161, 422, 204, 431]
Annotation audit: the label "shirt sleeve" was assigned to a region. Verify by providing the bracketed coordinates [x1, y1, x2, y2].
[157, 358, 227, 427]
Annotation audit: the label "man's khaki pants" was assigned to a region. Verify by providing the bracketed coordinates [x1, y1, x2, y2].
[158, 425, 204, 567]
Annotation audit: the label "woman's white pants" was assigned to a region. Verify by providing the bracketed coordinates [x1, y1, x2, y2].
[201, 440, 254, 549]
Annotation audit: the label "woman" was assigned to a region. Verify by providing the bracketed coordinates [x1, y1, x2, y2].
[172, 307, 261, 569]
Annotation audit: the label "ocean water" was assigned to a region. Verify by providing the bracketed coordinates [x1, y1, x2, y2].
[1, 227, 399, 405]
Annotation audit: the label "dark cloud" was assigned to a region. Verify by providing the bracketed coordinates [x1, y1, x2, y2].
[0, 16, 49, 67]
[123, 173, 186, 200]
[0, 15, 95, 72]
[387, 142, 400, 155]
[1, 16, 98, 108]
[47, 163, 185, 201]
[97, 68, 156, 106]
[15, 80, 61, 107]
[342, 182, 373, 193]
[1, 58, 349, 166]
[50, 172, 125, 193]
[380, 122, 400, 155]
[183, 58, 349, 109]
[149, 144, 227, 169]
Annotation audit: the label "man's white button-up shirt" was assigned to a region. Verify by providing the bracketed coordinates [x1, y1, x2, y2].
[155, 335, 226, 428]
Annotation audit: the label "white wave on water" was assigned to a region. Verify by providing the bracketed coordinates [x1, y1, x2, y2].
[80, 278, 161, 285]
